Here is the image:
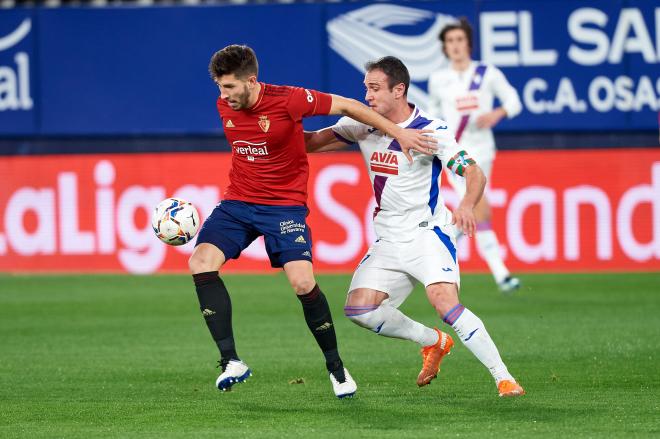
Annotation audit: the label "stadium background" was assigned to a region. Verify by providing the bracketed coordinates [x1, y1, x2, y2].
[1, 0, 659, 274]
[1, 2, 659, 438]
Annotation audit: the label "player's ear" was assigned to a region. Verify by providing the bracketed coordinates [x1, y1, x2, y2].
[393, 83, 405, 99]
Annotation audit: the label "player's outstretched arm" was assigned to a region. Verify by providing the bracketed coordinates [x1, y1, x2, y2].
[452, 164, 486, 238]
[304, 129, 349, 153]
[328, 94, 436, 162]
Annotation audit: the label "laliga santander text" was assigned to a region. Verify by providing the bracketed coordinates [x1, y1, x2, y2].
[0, 151, 658, 273]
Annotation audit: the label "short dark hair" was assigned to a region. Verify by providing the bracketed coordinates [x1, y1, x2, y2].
[438, 18, 473, 56]
[208, 44, 259, 80]
[364, 56, 410, 95]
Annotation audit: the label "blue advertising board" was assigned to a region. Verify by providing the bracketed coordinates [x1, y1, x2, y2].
[326, 0, 660, 131]
[37, 5, 326, 135]
[0, 1, 658, 136]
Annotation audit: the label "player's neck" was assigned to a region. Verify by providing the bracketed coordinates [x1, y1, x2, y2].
[451, 58, 471, 72]
[247, 82, 262, 109]
[387, 101, 414, 125]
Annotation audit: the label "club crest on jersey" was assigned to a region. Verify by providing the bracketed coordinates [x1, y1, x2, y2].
[370, 151, 399, 175]
[258, 115, 270, 133]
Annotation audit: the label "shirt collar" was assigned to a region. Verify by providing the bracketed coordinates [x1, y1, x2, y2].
[398, 103, 419, 128]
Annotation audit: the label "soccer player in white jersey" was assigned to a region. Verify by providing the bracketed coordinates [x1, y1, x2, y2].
[305, 56, 524, 397]
[427, 18, 522, 293]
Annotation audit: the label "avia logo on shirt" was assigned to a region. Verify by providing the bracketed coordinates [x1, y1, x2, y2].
[369, 151, 399, 175]
[232, 140, 269, 161]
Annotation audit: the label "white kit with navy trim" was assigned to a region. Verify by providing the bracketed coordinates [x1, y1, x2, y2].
[332, 105, 472, 244]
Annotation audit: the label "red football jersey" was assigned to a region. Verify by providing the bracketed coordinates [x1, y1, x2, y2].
[217, 83, 333, 205]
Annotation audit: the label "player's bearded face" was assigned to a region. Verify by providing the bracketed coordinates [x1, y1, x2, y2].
[234, 83, 251, 110]
[217, 74, 256, 110]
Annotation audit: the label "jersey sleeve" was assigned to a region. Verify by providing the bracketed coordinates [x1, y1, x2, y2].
[331, 116, 363, 144]
[488, 65, 522, 119]
[287, 87, 333, 120]
[432, 127, 476, 177]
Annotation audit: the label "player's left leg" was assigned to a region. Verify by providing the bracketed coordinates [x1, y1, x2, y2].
[425, 282, 525, 397]
[283, 260, 356, 398]
[283, 260, 341, 372]
[257, 204, 355, 398]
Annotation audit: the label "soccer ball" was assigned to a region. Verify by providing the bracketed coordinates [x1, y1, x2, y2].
[152, 198, 201, 246]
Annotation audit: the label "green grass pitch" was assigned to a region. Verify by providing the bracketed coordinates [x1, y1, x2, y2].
[1, 272, 659, 438]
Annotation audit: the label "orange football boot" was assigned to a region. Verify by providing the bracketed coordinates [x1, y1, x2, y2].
[417, 328, 454, 387]
[497, 379, 525, 397]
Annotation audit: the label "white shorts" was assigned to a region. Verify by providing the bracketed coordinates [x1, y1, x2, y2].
[446, 153, 494, 199]
[348, 225, 460, 308]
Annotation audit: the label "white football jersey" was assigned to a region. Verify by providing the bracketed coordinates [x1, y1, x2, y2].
[427, 61, 521, 160]
[333, 105, 473, 243]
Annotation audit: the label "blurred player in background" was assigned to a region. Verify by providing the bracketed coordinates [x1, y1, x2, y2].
[306, 56, 524, 397]
[428, 18, 522, 293]
[188, 45, 435, 399]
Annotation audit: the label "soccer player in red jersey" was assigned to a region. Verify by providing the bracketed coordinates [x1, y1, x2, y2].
[188, 44, 435, 398]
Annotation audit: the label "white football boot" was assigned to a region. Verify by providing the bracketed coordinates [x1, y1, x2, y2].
[216, 359, 252, 391]
[498, 276, 521, 293]
[329, 367, 357, 399]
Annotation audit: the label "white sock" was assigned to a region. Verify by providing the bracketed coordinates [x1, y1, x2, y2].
[476, 229, 510, 284]
[345, 304, 438, 346]
[445, 305, 513, 383]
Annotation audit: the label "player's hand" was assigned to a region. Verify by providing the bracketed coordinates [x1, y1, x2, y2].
[451, 201, 477, 237]
[395, 128, 437, 163]
[476, 109, 505, 129]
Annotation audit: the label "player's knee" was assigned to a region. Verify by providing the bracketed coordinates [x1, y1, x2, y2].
[344, 306, 382, 330]
[188, 254, 203, 274]
[426, 283, 459, 315]
[290, 277, 316, 295]
[188, 244, 225, 274]
[188, 253, 214, 274]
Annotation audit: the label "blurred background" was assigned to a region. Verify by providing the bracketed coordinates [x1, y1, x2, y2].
[1, 3, 659, 437]
[1, 0, 659, 274]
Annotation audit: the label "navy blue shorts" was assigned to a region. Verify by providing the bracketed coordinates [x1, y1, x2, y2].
[195, 200, 313, 268]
